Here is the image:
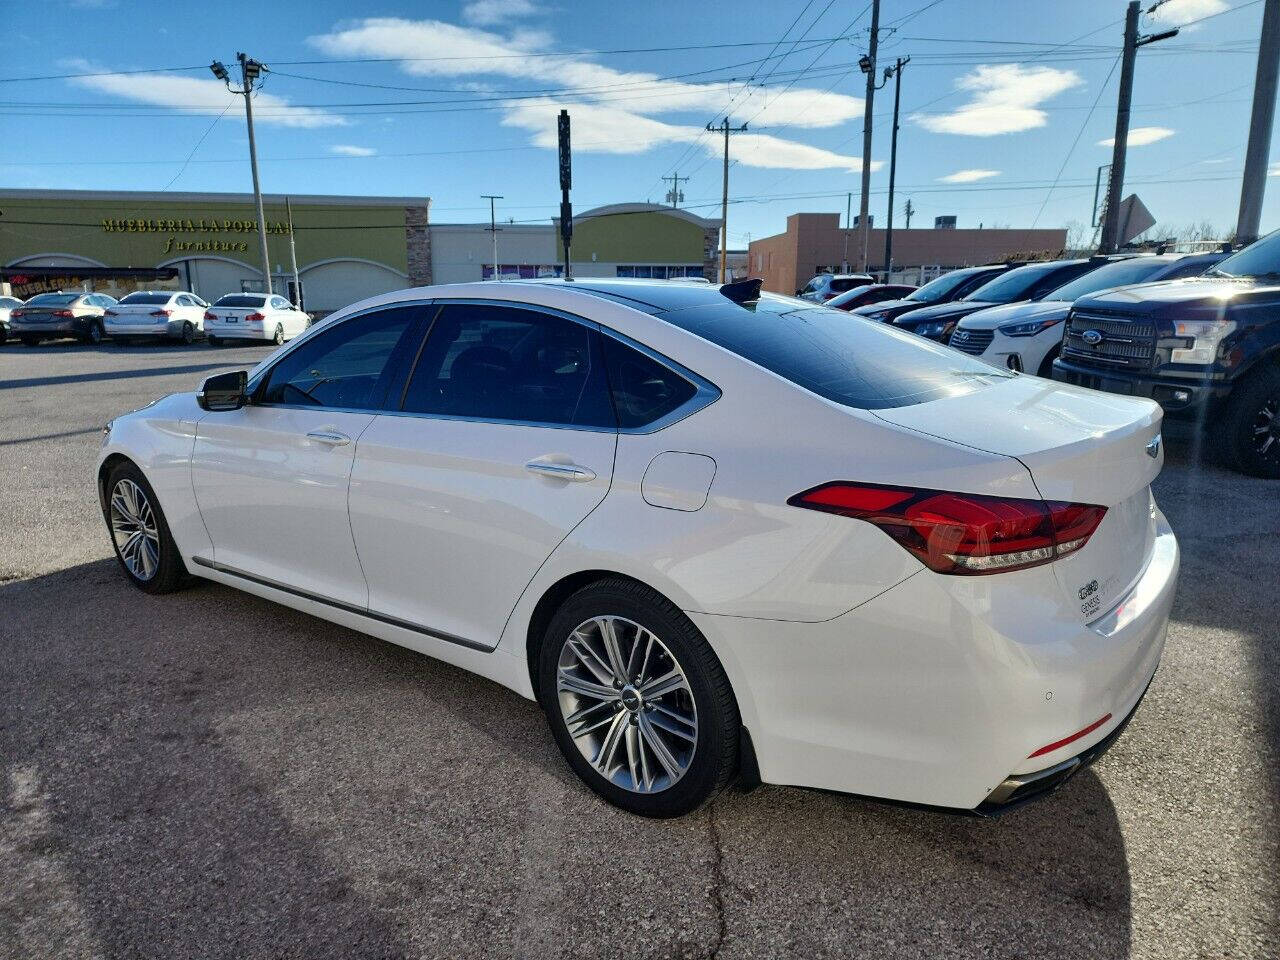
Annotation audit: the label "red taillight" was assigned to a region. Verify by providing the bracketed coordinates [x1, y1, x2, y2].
[244, 311, 265, 323]
[52, 309, 74, 318]
[204, 310, 216, 321]
[150, 308, 173, 317]
[11, 309, 24, 317]
[789, 482, 1106, 575]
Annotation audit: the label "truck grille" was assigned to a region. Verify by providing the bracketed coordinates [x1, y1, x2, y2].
[948, 327, 994, 355]
[1061, 310, 1157, 369]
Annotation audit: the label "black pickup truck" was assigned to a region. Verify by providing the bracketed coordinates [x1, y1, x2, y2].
[1053, 233, 1280, 478]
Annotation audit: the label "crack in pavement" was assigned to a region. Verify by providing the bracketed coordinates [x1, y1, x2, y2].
[704, 800, 728, 960]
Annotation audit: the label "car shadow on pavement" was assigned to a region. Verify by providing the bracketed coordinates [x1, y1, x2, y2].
[0, 362, 248, 391]
[1, 559, 1137, 960]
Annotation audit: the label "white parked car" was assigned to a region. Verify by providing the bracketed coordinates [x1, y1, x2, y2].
[104, 290, 210, 344]
[97, 279, 1178, 817]
[204, 293, 309, 346]
[950, 252, 1228, 376]
[0, 295, 24, 344]
[797, 273, 874, 302]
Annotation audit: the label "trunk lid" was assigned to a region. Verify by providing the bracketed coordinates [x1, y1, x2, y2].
[871, 376, 1163, 623]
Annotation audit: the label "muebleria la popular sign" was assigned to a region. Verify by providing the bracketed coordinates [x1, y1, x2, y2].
[100, 216, 293, 256]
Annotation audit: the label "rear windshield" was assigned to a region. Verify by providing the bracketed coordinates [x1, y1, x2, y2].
[963, 262, 1071, 303]
[27, 293, 80, 305]
[829, 277, 871, 293]
[906, 269, 989, 303]
[656, 295, 1013, 410]
[119, 292, 173, 305]
[1045, 258, 1171, 302]
[214, 294, 267, 307]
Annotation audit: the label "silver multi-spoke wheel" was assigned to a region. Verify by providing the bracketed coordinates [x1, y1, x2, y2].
[556, 615, 698, 794]
[109, 478, 160, 581]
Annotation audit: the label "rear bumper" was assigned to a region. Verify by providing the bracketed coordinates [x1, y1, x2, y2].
[206, 324, 266, 340]
[688, 511, 1178, 811]
[1052, 356, 1229, 419]
[10, 319, 82, 336]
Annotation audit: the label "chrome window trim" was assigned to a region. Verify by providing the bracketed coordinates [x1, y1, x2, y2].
[245, 295, 721, 435]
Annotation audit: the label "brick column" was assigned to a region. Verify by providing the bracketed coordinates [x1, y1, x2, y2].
[702, 225, 720, 280]
[405, 202, 432, 287]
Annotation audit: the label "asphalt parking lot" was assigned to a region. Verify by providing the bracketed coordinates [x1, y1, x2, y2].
[1, 340, 1276, 960]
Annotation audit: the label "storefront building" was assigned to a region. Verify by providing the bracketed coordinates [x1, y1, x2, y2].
[749, 212, 1070, 295]
[0, 188, 431, 316]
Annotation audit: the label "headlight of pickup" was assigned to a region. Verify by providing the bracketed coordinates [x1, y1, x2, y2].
[998, 316, 1063, 338]
[1170, 318, 1236, 364]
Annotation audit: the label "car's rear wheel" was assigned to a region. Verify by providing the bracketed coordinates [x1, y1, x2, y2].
[102, 461, 187, 593]
[272, 323, 285, 345]
[538, 578, 739, 817]
[21, 336, 39, 347]
[1220, 365, 1280, 479]
[207, 334, 222, 346]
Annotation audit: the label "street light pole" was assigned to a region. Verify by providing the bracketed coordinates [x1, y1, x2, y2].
[856, 0, 881, 273]
[1236, 0, 1280, 244]
[482, 194, 503, 280]
[882, 56, 909, 281]
[285, 196, 302, 310]
[211, 54, 273, 295]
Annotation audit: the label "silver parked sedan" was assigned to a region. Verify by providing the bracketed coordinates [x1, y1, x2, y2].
[10, 291, 118, 346]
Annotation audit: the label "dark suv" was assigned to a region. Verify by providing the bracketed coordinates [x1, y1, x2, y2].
[1053, 233, 1280, 478]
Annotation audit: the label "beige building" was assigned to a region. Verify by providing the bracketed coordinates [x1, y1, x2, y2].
[748, 213, 1069, 295]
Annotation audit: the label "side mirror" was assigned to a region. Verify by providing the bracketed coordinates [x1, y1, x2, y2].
[197, 370, 248, 411]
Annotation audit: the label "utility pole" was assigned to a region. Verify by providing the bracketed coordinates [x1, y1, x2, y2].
[661, 172, 688, 208]
[706, 117, 748, 283]
[1236, 0, 1280, 245]
[210, 54, 273, 295]
[856, 0, 881, 273]
[1100, 3, 1178, 253]
[482, 194, 503, 280]
[285, 196, 302, 310]
[904, 198, 914, 228]
[882, 56, 909, 281]
[558, 110, 573, 280]
[842, 192, 852, 272]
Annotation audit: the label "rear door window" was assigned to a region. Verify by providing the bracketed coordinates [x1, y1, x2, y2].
[601, 336, 699, 429]
[400, 303, 615, 428]
[656, 295, 1012, 409]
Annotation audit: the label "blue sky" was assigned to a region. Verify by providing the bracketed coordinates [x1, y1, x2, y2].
[2, 0, 1272, 244]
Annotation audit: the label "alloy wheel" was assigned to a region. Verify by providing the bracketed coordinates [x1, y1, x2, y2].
[109, 478, 160, 581]
[273, 324, 284, 345]
[556, 615, 698, 794]
[1252, 396, 1279, 464]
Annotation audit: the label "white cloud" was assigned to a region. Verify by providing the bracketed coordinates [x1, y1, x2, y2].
[1269, 162, 1280, 177]
[912, 64, 1082, 136]
[462, 0, 543, 27]
[938, 168, 1001, 183]
[331, 144, 377, 156]
[308, 18, 867, 168]
[1098, 126, 1175, 147]
[66, 62, 346, 128]
[1146, 0, 1227, 28]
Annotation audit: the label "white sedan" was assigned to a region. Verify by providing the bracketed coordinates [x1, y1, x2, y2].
[104, 290, 209, 344]
[204, 293, 310, 346]
[96, 279, 1178, 817]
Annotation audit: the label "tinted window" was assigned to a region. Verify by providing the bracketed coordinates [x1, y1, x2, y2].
[401, 304, 614, 428]
[259, 306, 419, 410]
[1209, 229, 1280, 278]
[964, 262, 1085, 303]
[1163, 258, 1217, 280]
[906, 269, 994, 303]
[1046, 258, 1171, 301]
[602, 335, 698, 429]
[829, 277, 870, 293]
[215, 294, 268, 308]
[27, 294, 80, 305]
[271, 296, 291, 310]
[657, 295, 1013, 410]
[120, 292, 173, 305]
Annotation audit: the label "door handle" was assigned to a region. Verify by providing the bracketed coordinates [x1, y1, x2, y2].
[306, 430, 351, 446]
[525, 460, 597, 482]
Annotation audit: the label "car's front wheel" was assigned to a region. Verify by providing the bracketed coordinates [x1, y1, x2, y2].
[180, 321, 195, 345]
[1220, 365, 1280, 479]
[102, 461, 187, 593]
[538, 578, 739, 817]
[84, 320, 104, 345]
[272, 323, 285, 345]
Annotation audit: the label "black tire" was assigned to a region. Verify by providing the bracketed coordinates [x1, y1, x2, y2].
[180, 321, 195, 345]
[21, 336, 40, 347]
[1218, 364, 1280, 479]
[272, 323, 285, 346]
[537, 578, 739, 818]
[101, 461, 188, 594]
[84, 319, 104, 345]
[1037, 345, 1061, 379]
[207, 335, 222, 347]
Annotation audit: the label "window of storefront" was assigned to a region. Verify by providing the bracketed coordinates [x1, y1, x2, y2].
[482, 264, 565, 280]
[615, 265, 706, 279]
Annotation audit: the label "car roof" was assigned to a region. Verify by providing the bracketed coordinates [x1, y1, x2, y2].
[507, 277, 763, 313]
